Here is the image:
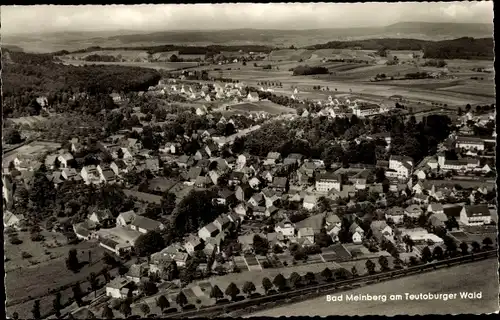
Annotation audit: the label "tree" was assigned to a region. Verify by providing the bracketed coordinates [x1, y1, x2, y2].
[289, 272, 302, 288]
[365, 259, 376, 275]
[156, 295, 169, 311]
[210, 285, 224, 301]
[53, 292, 62, 318]
[32, 300, 41, 320]
[225, 282, 240, 301]
[421, 246, 432, 263]
[320, 267, 333, 282]
[432, 246, 444, 260]
[142, 280, 158, 296]
[101, 305, 114, 319]
[242, 281, 256, 296]
[459, 242, 469, 255]
[273, 273, 287, 291]
[139, 303, 150, 317]
[253, 234, 269, 255]
[378, 256, 390, 271]
[471, 241, 481, 253]
[12, 312, 19, 320]
[88, 272, 99, 298]
[482, 237, 493, 250]
[351, 266, 358, 277]
[134, 230, 165, 257]
[5, 127, 23, 144]
[72, 283, 83, 306]
[66, 248, 79, 272]
[119, 301, 131, 318]
[176, 291, 188, 308]
[304, 272, 315, 285]
[377, 47, 388, 57]
[262, 277, 273, 293]
[443, 236, 458, 257]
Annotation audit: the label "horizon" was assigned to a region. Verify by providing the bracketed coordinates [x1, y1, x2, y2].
[2, 2, 494, 35]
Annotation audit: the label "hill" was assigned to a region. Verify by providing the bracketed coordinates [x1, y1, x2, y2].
[3, 22, 493, 53]
[306, 37, 494, 60]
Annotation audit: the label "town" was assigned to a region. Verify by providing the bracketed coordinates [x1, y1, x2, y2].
[2, 3, 497, 320]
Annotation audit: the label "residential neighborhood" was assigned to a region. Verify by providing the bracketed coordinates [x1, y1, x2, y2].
[3, 3, 497, 319]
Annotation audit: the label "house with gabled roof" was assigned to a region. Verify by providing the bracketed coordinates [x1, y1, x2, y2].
[215, 189, 237, 206]
[385, 206, 405, 224]
[198, 223, 220, 241]
[264, 152, 281, 166]
[116, 210, 137, 227]
[89, 209, 114, 228]
[404, 204, 423, 219]
[460, 204, 492, 226]
[130, 216, 164, 234]
[303, 194, 318, 210]
[184, 236, 204, 254]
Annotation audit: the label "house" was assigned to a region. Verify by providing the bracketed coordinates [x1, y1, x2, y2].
[228, 171, 245, 186]
[385, 206, 405, 224]
[370, 221, 393, 243]
[265, 152, 281, 165]
[233, 203, 247, 219]
[198, 223, 220, 240]
[354, 104, 380, 117]
[186, 166, 203, 182]
[303, 194, 318, 210]
[401, 228, 444, 245]
[275, 220, 295, 237]
[213, 214, 231, 232]
[325, 213, 341, 227]
[415, 169, 426, 180]
[57, 153, 74, 168]
[352, 231, 363, 244]
[248, 193, 265, 207]
[106, 277, 136, 299]
[460, 205, 492, 226]
[443, 205, 463, 219]
[116, 210, 137, 227]
[215, 189, 237, 206]
[297, 162, 316, 184]
[98, 167, 116, 184]
[130, 216, 164, 234]
[248, 177, 261, 190]
[80, 165, 101, 185]
[126, 263, 148, 283]
[270, 177, 288, 193]
[455, 136, 485, 151]
[110, 160, 129, 177]
[61, 168, 80, 181]
[297, 227, 315, 244]
[315, 172, 341, 193]
[427, 203, 444, 214]
[176, 155, 193, 168]
[45, 154, 58, 170]
[428, 215, 445, 229]
[413, 193, 430, 205]
[262, 188, 281, 208]
[404, 205, 423, 219]
[285, 153, 304, 165]
[184, 236, 204, 254]
[73, 221, 97, 240]
[235, 184, 253, 202]
[195, 175, 211, 188]
[247, 92, 259, 102]
[88, 210, 114, 228]
[4, 211, 24, 230]
[252, 205, 267, 217]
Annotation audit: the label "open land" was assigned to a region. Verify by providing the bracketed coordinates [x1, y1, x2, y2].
[249, 258, 499, 317]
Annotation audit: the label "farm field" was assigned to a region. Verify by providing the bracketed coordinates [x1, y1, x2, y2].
[229, 101, 296, 115]
[249, 258, 499, 317]
[58, 59, 199, 71]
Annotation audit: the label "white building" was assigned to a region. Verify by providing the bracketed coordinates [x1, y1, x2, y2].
[315, 172, 341, 193]
[460, 205, 492, 226]
[455, 136, 485, 151]
[275, 220, 295, 237]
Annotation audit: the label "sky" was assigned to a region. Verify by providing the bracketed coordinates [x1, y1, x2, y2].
[1, 2, 494, 35]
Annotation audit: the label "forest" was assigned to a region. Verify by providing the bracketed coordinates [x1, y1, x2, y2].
[238, 113, 452, 166]
[306, 37, 494, 59]
[2, 49, 161, 117]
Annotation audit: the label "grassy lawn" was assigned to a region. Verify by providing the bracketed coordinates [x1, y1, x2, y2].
[6, 239, 110, 319]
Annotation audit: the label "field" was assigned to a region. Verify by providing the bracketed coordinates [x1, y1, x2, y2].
[6, 238, 110, 319]
[229, 101, 296, 115]
[59, 59, 199, 71]
[249, 258, 499, 316]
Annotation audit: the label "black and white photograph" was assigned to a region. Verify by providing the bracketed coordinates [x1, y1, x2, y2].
[2, 2, 498, 319]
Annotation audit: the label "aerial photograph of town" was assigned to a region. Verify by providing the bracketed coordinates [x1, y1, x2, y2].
[1, 2, 498, 319]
